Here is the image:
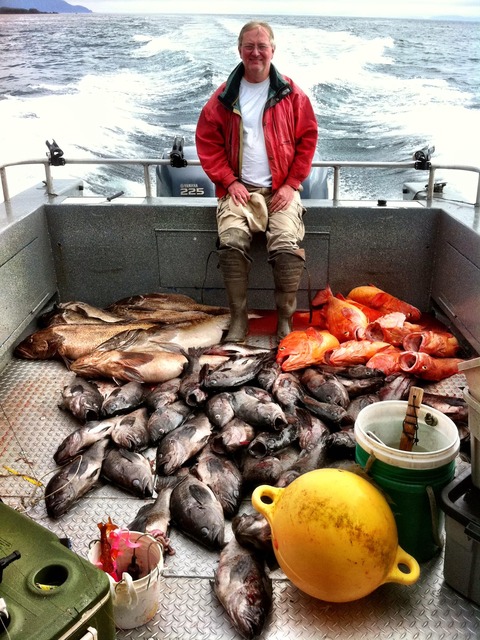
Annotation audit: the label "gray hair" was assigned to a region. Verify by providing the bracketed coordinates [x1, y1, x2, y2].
[238, 21, 275, 48]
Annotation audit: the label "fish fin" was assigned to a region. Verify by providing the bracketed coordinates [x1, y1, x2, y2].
[311, 285, 333, 308]
[60, 353, 74, 370]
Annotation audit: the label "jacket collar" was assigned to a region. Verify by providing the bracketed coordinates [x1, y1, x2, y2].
[218, 63, 292, 110]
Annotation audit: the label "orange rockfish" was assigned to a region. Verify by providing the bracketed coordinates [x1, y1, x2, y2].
[402, 330, 460, 357]
[364, 312, 424, 346]
[347, 285, 421, 321]
[336, 293, 384, 322]
[399, 352, 463, 381]
[276, 327, 340, 372]
[312, 286, 369, 342]
[324, 340, 391, 367]
[366, 346, 403, 376]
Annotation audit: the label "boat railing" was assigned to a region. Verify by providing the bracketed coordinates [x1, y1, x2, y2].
[1, 155, 480, 207]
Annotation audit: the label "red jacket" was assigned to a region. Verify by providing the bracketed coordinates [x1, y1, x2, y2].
[196, 63, 318, 198]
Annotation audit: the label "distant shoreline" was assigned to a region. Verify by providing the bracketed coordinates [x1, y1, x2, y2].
[0, 7, 58, 13]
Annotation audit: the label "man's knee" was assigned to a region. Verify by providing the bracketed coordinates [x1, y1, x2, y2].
[218, 228, 251, 254]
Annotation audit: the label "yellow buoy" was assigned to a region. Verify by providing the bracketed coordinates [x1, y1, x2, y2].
[252, 468, 420, 602]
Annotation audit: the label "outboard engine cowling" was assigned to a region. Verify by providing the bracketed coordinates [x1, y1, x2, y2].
[156, 138, 215, 197]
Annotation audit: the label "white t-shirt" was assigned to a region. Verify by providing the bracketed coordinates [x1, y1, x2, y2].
[239, 77, 271, 187]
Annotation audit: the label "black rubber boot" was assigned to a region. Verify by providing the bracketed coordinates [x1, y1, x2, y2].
[272, 252, 305, 341]
[218, 247, 251, 343]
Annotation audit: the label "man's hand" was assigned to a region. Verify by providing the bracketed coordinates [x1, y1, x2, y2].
[269, 184, 295, 213]
[227, 181, 251, 206]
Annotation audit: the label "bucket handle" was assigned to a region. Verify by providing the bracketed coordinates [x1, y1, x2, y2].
[426, 485, 444, 550]
[114, 572, 138, 608]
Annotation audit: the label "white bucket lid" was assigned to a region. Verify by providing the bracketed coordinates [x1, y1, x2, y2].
[354, 400, 460, 469]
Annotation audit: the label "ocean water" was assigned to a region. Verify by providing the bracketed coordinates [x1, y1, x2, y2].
[0, 12, 479, 201]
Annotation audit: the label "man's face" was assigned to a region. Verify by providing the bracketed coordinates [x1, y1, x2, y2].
[239, 27, 275, 83]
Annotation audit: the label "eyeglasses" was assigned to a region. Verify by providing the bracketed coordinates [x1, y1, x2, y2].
[241, 44, 271, 53]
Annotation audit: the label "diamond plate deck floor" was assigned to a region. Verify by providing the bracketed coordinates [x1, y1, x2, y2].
[1, 357, 479, 640]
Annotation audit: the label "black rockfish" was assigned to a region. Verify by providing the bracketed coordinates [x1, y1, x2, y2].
[230, 387, 288, 431]
[271, 371, 304, 411]
[337, 374, 385, 397]
[59, 376, 104, 422]
[232, 511, 277, 570]
[54, 418, 115, 465]
[320, 364, 385, 379]
[128, 474, 180, 555]
[147, 400, 192, 444]
[191, 444, 243, 518]
[326, 428, 357, 460]
[343, 393, 380, 425]
[240, 446, 299, 487]
[101, 447, 154, 497]
[232, 511, 273, 557]
[111, 407, 150, 451]
[210, 418, 256, 455]
[256, 360, 282, 392]
[300, 368, 350, 408]
[178, 347, 209, 406]
[202, 350, 275, 389]
[205, 391, 235, 428]
[377, 372, 416, 400]
[422, 392, 468, 423]
[144, 377, 181, 411]
[45, 439, 108, 518]
[299, 392, 347, 425]
[276, 418, 330, 487]
[155, 412, 212, 475]
[248, 424, 298, 459]
[101, 380, 145, 416]
[169, 470, 225, 550]
[214, 538, 272, 640]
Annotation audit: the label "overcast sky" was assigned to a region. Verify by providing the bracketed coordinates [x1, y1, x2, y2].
[81, 0, 480, 19]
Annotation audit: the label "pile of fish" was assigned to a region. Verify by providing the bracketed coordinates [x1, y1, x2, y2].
[13, 288, 472, 639]
[277, 284, 465, 380]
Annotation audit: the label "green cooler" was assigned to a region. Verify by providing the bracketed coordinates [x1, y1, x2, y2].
[0, 501, 115, 640]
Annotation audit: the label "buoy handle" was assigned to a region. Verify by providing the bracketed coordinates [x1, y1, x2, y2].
[384, 546, 420, 586]
[251, 485, 283, 523]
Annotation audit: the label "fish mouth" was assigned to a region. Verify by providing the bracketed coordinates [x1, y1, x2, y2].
[398, 352, 418, 372]
[276, 354, 304, 371]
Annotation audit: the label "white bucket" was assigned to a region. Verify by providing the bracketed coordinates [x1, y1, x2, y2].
[354, 400, 460, 562]
[88, 530, 164, 630]
[354, 400, 460, 469]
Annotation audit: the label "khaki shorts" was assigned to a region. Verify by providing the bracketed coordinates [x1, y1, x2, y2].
[216, 187, 305, 256]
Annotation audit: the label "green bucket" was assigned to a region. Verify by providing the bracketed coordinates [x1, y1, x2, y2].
[354, 400, 460, 563]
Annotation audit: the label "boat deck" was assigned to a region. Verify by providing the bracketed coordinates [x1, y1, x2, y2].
[1, 347, 480, 640]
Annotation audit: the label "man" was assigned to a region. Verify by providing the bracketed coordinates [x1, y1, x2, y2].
[196, 21, 318, 343]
